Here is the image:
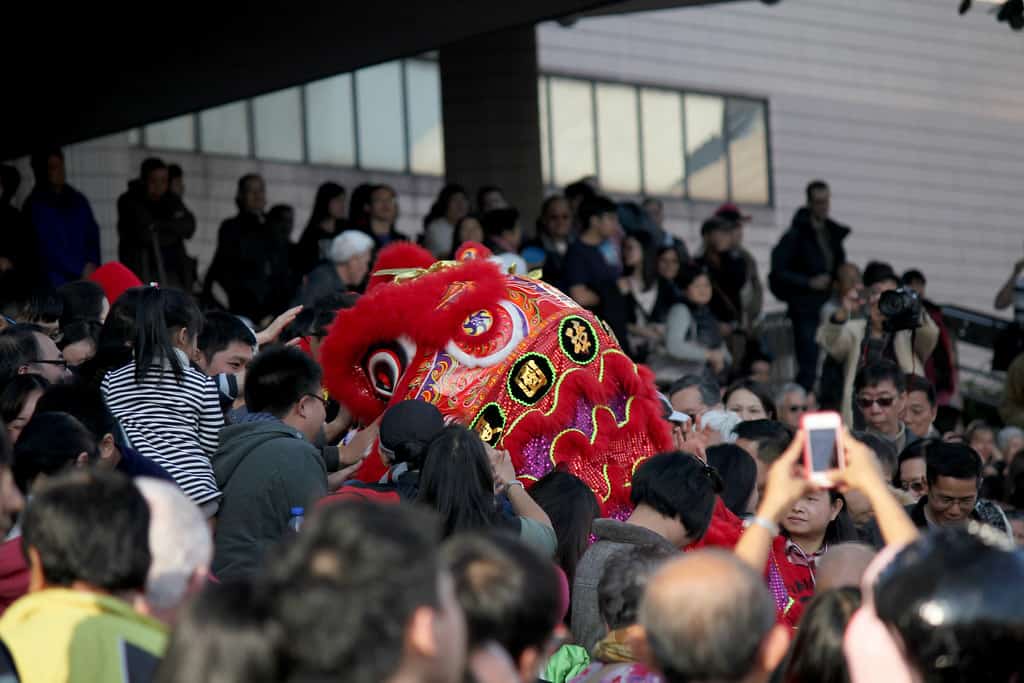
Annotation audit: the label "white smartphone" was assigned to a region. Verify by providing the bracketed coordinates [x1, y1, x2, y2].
[801, 411, 844, 487]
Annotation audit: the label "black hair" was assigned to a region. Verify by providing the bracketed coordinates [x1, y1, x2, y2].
[894, 439, 929, 488]
[261, 502, 442, 681]
[34, 383, 118, 444]
[450, 213, 484, 257]
[155, 581, 283, 683]
[30, 147, 63, 185]
[167, 164, 183, 181]
[805, 179, 829, 203]
[140, 156, 166, 179]
[416, 425, 502, 538]
[861, 260, 899, 289]
[0, 374, 48, 431]
[57, 320, 101, 358]
[700, 216, 733, 237]
[538, 194, 570, 231]
[132, 286, 203, 383]
[197, 311, 256, 363]
[782, 587, 862, 683]
[0, 324, 43, 386]
[874, 528, 1024, 683]
[281, 292, 357, 343]
[905, 373, 936, 407]
[824, 491, 858, 546]
[443, 532, 561, 659]
[577, 195, 618, 234]
[706, 444, 757, 517]
[14, 290, 62, 326]
[851, 430, 898, 479]
[724, 379, 777, 420]
[13, 411, 97, 492]
[244, 346, 322, 418]
[299, 182, 346, 255]
[676, 262, 710, 292]
[734, 420, 794, 465]
[476, 185, 506, 211]
[0, 164, 21, 203]
[424, 183, 467, 229]
[20, 469, 150, 592]
[347, 183, 374, 227]
[599, 544, 674, 631]
[527, 470, 601, 590]
[74, 287, 144, 392]
[901, 269, 926, 287]
[925, 441, 982, 487]
[481, 207, 520, 239]
[622, 230, 659, 291]
[854, 360, 906, 394]
[0, 421, 10, 469]
[563, 181, 596, 203]
[235, 173, 263, 213]
[57, 280, 106, 327]
[630, 452, 722, 542]
[667, 374, 720, 411]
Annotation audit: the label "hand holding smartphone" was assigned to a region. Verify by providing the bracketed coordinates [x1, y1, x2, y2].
[801, 411, 846, 487]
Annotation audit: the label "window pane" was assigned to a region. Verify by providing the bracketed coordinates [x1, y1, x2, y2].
[199, 102, 250, 157]
[406, 61, 444, 176]
[355, 62, 406, 171]
[539, 78, 551, 186]
[640, 90, 684, 196]
[596, 84, 640, 194]
[685, 94, 727, 201]
[305, 74, 356, 166]
[253, 88, 303, 162]
[144, 114, 195, 151]
[549, 77, 596, 187]
[727, 98, 769, 204]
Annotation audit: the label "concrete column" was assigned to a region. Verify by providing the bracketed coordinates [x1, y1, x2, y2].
[440, 26, 543, 233]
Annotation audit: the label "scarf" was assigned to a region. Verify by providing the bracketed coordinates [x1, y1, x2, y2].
[685, 301, 723, 349]
[592, 628, 638, 664]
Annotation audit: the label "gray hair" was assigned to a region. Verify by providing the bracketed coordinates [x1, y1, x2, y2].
[669, 374, 721, 410]
[775, 382, 807, 407]
[136, 478, 212, 611]
[699, 410, 742, 443]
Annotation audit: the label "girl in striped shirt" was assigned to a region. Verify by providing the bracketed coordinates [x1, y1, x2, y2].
[102, 286, 222, 515]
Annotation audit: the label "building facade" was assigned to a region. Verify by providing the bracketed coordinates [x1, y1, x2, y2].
[6, 0, 1024, 314]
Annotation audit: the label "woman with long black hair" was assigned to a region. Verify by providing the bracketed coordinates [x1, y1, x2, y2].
[421, 184, 470, 258]
[101, 286, 223, 514]
[416, 425, 556, 557]
[294, 182, 346, 276]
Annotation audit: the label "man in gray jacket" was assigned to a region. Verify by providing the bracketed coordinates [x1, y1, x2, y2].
[571, 452, 721, 653]
[212, 346, 330, 580]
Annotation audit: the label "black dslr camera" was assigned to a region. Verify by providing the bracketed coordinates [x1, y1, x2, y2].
[879, 287, 922, 333]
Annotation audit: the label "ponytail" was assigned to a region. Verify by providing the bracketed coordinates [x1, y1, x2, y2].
[133, 287, 203, 383]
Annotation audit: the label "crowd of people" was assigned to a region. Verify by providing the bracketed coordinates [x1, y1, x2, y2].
[0, 147, 1022, 683]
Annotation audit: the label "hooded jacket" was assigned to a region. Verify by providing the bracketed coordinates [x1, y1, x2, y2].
[769, 207, 850, 315]
[212, 419, 328, 581]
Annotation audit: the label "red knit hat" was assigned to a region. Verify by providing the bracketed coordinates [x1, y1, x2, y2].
[88, 262, 143, 304]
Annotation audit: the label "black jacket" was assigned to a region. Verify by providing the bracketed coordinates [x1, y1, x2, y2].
[769, 207, 850, 315]
[116, 181, 196, 289]
[204, 212, 293, 323]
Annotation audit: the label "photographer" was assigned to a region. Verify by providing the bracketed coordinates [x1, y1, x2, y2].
[816, 261, 937, 426]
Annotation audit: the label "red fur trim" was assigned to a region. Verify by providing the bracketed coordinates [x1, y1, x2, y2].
[367, 242, 437, 292]
[686, 498, 744, 551]
[320, 258, 507, 423]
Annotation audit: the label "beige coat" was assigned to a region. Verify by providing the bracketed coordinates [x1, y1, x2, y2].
[816, 315, 939, 425]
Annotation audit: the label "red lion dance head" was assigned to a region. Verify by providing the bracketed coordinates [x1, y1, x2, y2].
[320, 242, 673, 518]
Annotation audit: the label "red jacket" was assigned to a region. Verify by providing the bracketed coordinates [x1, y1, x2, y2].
[0, 537, 29, 615]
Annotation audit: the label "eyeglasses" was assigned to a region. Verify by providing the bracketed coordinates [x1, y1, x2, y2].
[303, 391, 329, 409]
[931, 493, 977, 511]
[857, 396, 896, 409]
[900, 479, 927, 494]
[30, 359, 68, 369]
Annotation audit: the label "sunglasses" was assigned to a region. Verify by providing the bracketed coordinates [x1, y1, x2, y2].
[900, 479, 927, 493]
[857, 396, 896, 409]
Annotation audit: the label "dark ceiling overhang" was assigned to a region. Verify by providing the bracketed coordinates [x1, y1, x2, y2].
[2, 0, 744, 160]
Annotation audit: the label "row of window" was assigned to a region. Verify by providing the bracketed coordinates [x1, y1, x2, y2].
[539, 76, 771, 204]
[137, 61, 772, 205]
[140, 59, 444, 176]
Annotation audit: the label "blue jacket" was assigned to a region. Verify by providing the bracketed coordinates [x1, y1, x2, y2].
[24, 185, 101, 286]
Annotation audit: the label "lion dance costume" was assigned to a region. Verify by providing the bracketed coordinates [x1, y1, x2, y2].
[319, 242, 675, 519]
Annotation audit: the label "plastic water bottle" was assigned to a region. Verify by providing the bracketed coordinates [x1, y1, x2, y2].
[288, 507, 304, 533]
